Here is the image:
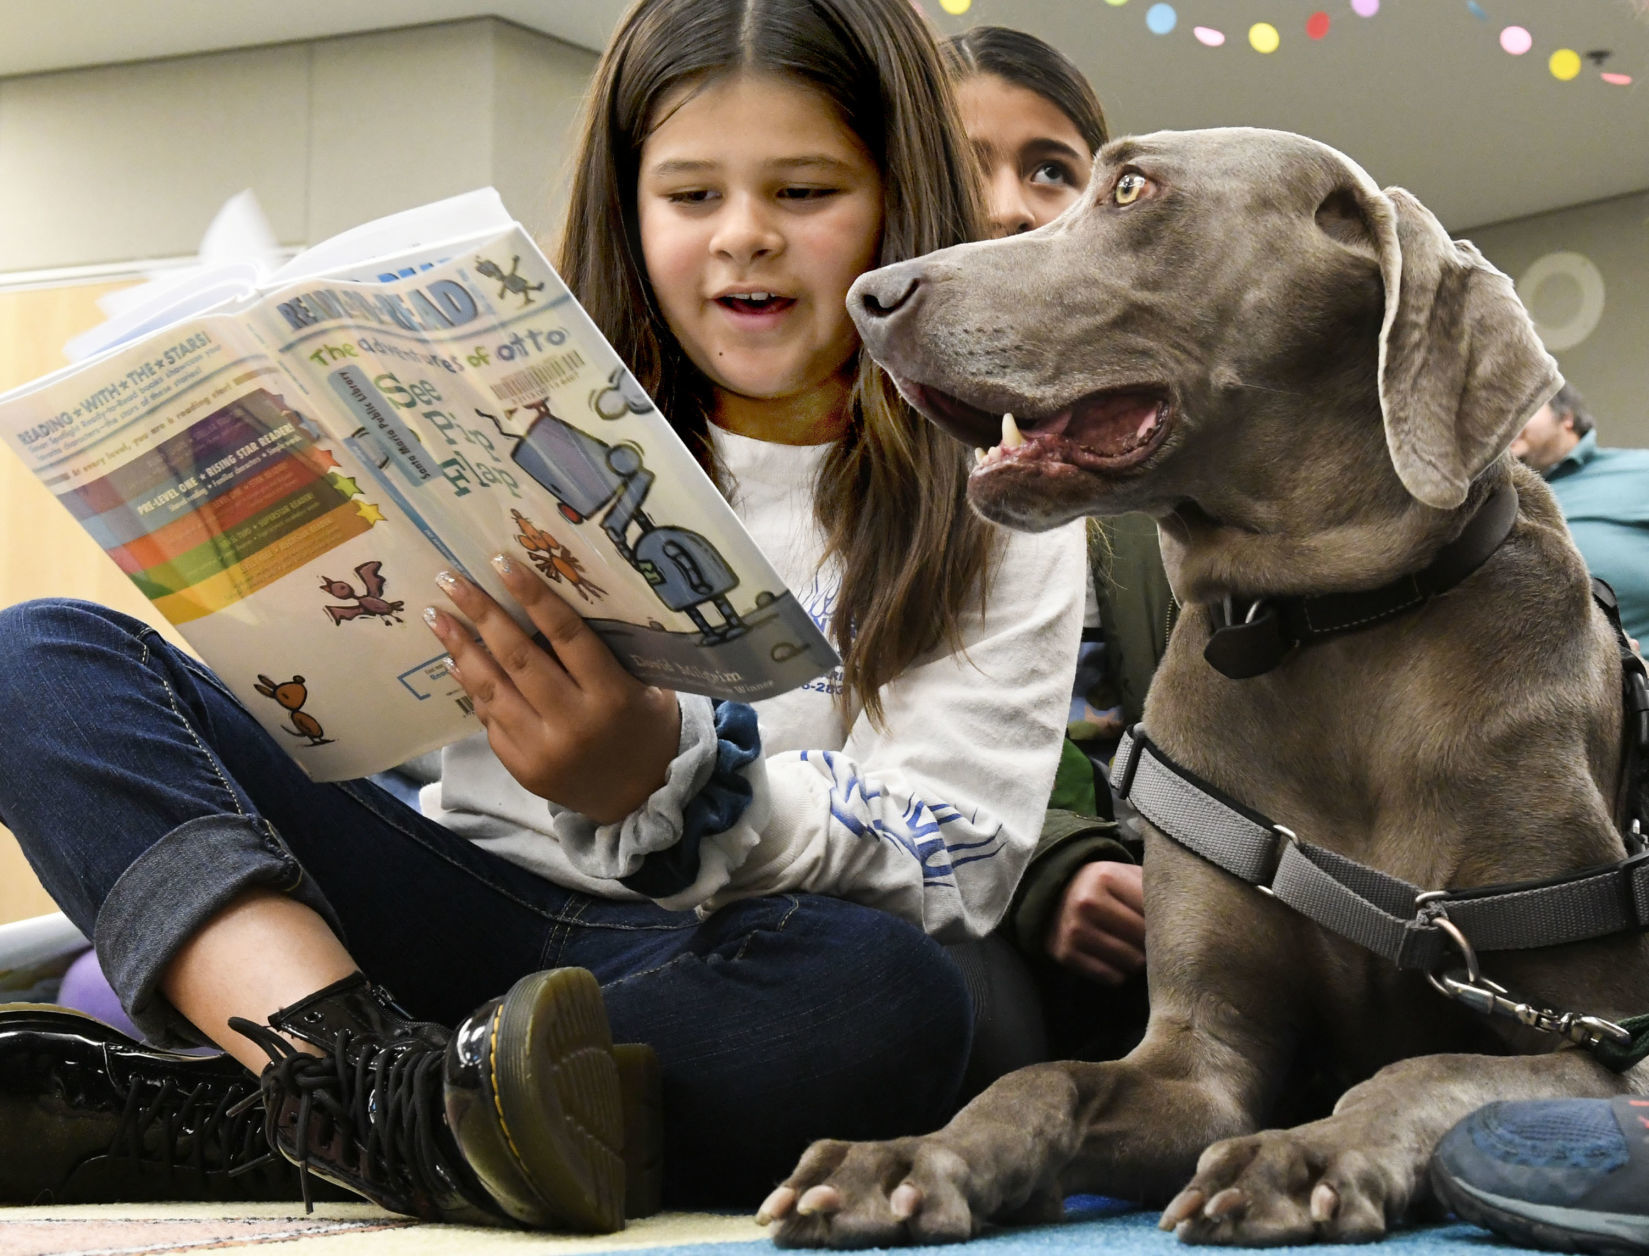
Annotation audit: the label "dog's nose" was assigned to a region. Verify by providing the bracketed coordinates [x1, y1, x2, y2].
[853, 270, 922, 320]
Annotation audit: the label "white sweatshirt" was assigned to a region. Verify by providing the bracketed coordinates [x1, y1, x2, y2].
[423, 426, 1085, 942]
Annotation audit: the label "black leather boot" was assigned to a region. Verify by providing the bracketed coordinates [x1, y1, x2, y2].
[230, 972, 507, 1225]
[234, 969, 656, 1231]
[0, 1004, 335, 1204]
[444, 967, 640, 1230]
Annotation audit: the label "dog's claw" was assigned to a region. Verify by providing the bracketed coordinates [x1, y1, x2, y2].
[1310, 1181, 1339, 1223]
[1161, 1187, 1205, 1230]
[757, 1185, 797, 1225]
[797, 1185, 843, 1217]
[1205, 1187, 1247, 1221]
[889, 1181, 923, 1219]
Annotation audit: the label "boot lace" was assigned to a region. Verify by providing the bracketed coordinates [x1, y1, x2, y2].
[109, 1066, 276, 1182]
[227, 1015, 465, 1215]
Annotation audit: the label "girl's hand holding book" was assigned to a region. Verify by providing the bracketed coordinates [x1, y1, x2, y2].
[424, 557, 681, 824]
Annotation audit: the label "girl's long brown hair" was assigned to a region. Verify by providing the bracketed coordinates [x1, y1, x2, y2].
[557, 0, 995, 723]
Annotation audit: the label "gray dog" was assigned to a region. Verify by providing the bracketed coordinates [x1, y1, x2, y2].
[759, 128, 1648, 1247]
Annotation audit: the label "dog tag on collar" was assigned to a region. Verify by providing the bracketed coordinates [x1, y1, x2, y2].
[1203, 602, 1292, 679]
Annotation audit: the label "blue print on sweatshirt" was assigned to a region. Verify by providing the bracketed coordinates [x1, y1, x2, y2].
[800, 571, 846, 697]
[802, 750, 1003, 885]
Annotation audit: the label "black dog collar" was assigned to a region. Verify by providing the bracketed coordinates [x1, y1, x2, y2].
[1203, 481, 1520, 680]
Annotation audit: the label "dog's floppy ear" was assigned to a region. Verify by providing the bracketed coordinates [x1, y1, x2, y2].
[1326, 182, 1559, 509]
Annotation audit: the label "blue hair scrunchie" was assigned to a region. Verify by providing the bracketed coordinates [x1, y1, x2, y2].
[619, 700, 761, 899]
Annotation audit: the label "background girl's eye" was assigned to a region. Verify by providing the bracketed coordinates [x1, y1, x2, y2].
[1028, 162, 1074, 189]
[1114, 172, 1148, 205]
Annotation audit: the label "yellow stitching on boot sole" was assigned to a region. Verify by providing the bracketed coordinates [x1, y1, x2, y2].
[487, 1003, 536, 1184]
[488, 991, 617, 1224]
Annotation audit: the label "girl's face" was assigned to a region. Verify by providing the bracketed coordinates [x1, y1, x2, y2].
[955, 72, 1092, 238]
[637, 72, 884, 442]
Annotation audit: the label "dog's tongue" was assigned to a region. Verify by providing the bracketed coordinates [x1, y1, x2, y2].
[1047, 391, 1164, 457]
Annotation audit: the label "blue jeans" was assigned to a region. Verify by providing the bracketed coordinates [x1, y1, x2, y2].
[0, 599, 973, 1205]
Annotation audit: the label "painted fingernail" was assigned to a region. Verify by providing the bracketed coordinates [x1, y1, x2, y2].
[442, 655, 459, 678]
[422, 606, 439, 627]
[435, 570, 459, 593]
[490, 552, 515, 575]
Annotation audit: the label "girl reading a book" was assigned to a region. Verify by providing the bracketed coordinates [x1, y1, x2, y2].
[0, 0, 1082, 1228]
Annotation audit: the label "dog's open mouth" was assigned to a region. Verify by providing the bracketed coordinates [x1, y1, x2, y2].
[912, 383, 1173, 473]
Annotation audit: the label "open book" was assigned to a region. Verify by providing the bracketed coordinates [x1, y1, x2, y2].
[0, 190, 838, 781]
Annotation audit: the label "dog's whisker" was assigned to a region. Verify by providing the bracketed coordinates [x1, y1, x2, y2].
[1227, 381, 1306, 397]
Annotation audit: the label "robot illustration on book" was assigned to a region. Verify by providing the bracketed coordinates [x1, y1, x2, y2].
[473, 254, 546, 307]
[495, 398, 748, 644]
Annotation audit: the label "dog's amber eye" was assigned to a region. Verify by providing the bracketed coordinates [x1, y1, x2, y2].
[1113, 172, 1148, 205]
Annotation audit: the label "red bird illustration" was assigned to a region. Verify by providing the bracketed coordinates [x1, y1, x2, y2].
[320, 560, 405, 626]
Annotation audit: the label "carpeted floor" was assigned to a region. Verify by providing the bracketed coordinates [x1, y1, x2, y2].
[0, 1202, 763, 1255]
[0, 1197, 1547, 1256]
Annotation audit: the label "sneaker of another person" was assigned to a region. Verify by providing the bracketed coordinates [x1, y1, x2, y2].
[1431, 1097, 1649, 1256]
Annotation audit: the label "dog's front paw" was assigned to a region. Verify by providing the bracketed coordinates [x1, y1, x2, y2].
[759, 1136, 991, 1248]
[1161, 1129, 1396, 1245]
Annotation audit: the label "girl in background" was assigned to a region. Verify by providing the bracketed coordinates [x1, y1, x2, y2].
[943, 26, 1107, 238]
[0, 0, 1083, 1226]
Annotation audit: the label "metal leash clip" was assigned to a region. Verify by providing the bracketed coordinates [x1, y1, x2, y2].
[1419, 898, 1632, 1050]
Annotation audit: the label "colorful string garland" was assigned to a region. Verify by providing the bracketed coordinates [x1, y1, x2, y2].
[1092, 0, 1631, 88]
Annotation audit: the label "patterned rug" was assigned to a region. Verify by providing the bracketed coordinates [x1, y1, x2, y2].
[0, 1203, 763, 1255]
[0, 1198, 1545, 1256]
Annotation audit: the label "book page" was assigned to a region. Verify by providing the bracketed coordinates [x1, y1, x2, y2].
[255, 220, 840, 704]
[0, 318, 476, 781]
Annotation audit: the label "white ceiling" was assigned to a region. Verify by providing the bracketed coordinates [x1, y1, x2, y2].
[3, 0, 1646, 230]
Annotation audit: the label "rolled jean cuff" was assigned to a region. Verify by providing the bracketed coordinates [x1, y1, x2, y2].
[93, 814, 340, 1049]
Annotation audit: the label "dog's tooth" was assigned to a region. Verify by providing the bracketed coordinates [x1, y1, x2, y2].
[1001, 412, 1026, 449]
[974, 447, 986, 465]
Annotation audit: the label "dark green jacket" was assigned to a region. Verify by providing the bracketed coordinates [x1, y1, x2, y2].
[1004, 514, 1177, 958]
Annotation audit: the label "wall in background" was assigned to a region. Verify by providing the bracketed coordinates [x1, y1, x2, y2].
[1471, 190, 1649, 449]
[0, 18, 595, 272]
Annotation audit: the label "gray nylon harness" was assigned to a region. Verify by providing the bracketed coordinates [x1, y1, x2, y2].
[1111, 727, 1649, 1054]
[1109, 466, 1649, 1059]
